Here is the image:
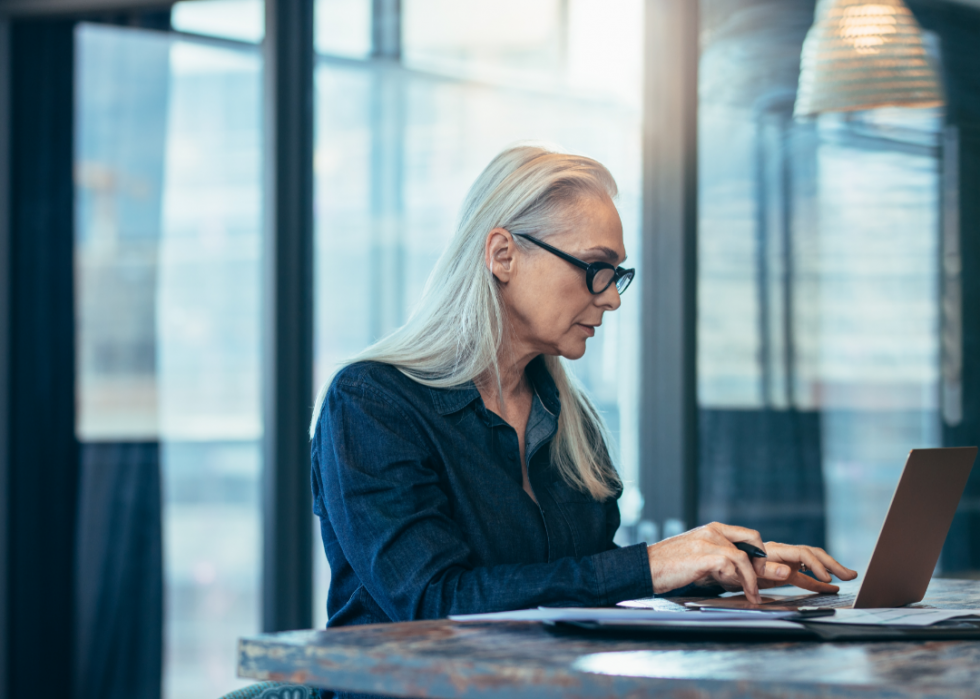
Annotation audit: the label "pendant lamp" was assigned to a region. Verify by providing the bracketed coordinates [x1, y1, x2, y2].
[794, 0, 944, 117]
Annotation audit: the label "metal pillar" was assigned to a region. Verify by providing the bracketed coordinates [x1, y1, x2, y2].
[638, 0, 700, 541]
[262, 0, 315, 632]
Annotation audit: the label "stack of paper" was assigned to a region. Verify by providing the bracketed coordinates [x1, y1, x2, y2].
[449, 606, 980, 636]
[804, 608, 980, 627]
[450, 607, 806, 632]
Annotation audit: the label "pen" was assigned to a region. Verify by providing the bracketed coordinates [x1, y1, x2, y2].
[734, 541, 768, 558]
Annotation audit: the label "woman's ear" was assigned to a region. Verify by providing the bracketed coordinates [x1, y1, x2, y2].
[485, 228, 517, 283]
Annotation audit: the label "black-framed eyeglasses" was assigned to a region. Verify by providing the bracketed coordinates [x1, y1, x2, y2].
[515, 233, 635, 295]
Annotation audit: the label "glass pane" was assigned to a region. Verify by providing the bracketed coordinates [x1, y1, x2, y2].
[76, 25, 171, 440]
[313, 3, 645, 625]
[813, 110, 941, 567]
[565, 0, 644, 109]
[315, 0, 372, 58]
[696, 1, 942, 570]
[172, 0, 265, 44]
[75, 23, 263, 699]
[403, 0, 565, 84]
[403, 0, 642, 100]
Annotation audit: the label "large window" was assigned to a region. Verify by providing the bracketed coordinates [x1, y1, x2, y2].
[312, 0, 645, 626]
[696, 0, 943, 569]
[75, 19, 263, 699]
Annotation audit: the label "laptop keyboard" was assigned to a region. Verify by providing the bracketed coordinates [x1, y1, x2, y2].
[793, 593, 856, 608]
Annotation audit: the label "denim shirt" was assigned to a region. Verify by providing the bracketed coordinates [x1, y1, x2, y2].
[310, 356, 666, 631]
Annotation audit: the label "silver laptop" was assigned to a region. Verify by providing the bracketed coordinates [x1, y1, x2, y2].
[689, 447, 977, 610]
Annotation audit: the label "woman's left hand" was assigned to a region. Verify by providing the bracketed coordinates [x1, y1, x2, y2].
[749, 542, 858, 594]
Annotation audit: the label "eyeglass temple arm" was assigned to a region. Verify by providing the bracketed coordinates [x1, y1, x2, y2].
[514, 233, 590, 271]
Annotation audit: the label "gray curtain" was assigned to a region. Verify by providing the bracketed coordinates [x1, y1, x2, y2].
[75, 442, 162, 699]
[699, 409, 826, 547]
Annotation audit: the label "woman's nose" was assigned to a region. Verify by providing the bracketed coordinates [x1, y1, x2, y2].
[597, 284, 621, 310]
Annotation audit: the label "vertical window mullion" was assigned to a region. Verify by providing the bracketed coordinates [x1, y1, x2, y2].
[639, 0, 700, 541]
[262, 0, 315, 633]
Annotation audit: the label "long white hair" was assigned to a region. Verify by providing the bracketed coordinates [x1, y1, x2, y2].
[311, 145, 622, 501]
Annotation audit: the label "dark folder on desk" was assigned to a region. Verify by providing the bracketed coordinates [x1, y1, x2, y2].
[558, 617, 980, 642]
[451, 607, 980, 642]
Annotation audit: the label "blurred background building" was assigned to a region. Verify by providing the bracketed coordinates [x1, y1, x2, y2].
[1, 1, 979, 698]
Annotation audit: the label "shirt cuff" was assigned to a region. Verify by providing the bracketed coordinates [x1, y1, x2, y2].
[590, 543, 654, 605]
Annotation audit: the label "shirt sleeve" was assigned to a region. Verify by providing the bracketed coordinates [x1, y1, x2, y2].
[314, 377, 654, 622]
[598, 461, 722, 599]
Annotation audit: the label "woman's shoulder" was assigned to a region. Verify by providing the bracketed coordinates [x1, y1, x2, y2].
[330, 360, 404, 390]
[316, 362, 439, 445]
[326, 361, 432, 409]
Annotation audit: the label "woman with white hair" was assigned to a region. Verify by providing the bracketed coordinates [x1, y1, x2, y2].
[309, 145, 855, 636]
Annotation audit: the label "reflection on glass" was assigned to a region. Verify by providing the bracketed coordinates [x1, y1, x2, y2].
[172, 0, 265, 44]
[76, 24, 171, 441]
[75, 23, 263, 699]
[697, 1, 941, 569]
[403, 0, 565, 84]
[402, 0, 642, 105]
[315, 0, 372, 57]
[313, 1, 644, 626]
[813, 110, 941, 568]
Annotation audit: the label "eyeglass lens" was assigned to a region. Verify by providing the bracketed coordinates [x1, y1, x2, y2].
[615, 270, 633, 294]
[591, 267, 633, 294]
[592, 267, 615, 293]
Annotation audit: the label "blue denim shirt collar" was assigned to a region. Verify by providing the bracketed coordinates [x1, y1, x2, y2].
[424, 355, 562, 417]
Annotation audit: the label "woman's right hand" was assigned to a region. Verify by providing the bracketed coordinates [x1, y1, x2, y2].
[646, 522, 792, 604]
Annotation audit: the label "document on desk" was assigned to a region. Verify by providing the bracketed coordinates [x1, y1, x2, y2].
[449, 607, 802, 630]
[804, 609, 980, 626]
[451, 607, 980, 625]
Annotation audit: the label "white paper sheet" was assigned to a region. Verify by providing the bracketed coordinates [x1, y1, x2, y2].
[616, 598, 689, 611]
[805, 608, 980, 627]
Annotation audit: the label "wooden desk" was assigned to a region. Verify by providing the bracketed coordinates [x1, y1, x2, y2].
[238, 579, 980, 698]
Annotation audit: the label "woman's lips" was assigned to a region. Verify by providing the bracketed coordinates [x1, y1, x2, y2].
[578, 323, 596, 337]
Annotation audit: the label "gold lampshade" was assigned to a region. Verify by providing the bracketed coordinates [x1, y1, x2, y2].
[794, 0, 944, 117]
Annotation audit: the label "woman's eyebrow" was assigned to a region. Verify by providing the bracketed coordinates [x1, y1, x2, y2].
[580, 246, 626, 264]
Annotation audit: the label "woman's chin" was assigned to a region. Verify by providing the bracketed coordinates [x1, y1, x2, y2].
[559, 341, 588, 361]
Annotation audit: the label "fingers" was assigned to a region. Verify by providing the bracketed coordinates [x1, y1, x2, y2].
[762, 560, 791, 582]
[799, 548, 832, 583]
[786, 571, 840, 594]
[766, 543, 858, 583]
[708, 522, 766, 552]
[649, 525, 856, 602]
[757, 561, 791, 590]
[704, 522, 768, 577]
[710, 550, 761, 604]
[731, 551, 761, 604]
[808, 546, 859, 581]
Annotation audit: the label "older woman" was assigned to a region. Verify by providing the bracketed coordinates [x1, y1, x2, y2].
[310, 145, 856, 636]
